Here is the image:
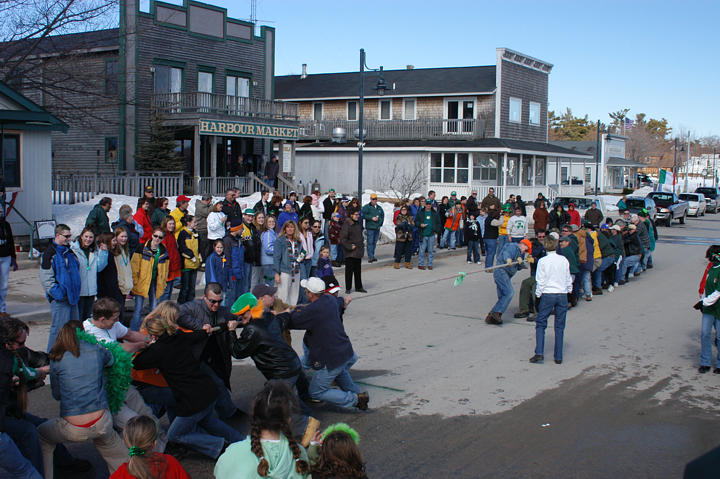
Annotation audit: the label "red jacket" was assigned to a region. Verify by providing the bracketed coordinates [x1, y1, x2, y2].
[568, 209, 581, 227]
[134, 209, 152, 244]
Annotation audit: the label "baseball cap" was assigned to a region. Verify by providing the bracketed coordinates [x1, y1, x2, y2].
[243, 208, 256, 216]
[610, 225, 622, 231]
[329, 188, 335, 192]
[176, 195, 191, 203]
[370, 193, 378, 199]
[322, 275, 342, 294]
[341, 196, 350, 202]
[300, 277, 326, 294]
[144, 185, 154, 192]
[569, 224, 579, 232]
[549, 231, 560, 240]
[450, 191, 457, 196]
[559, 235, 571, 243]
[252, 284, 277, 298]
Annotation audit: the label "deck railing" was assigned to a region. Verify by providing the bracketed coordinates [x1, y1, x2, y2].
[299, 118, 487, 141]
[152, 92, 299, 121]
[52, 171, 184, 204]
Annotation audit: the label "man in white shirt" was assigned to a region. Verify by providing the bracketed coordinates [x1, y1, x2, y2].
[529, 236, 573, 364]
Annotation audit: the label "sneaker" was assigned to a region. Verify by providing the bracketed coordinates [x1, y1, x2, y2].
[699, 366, 711, 374]
[476, 261, 482, 264]
[554, 359, 563, 365]
[356, 391, 369, 410]
[618, 280, 626, 286]
[607, 285, 615, 293]
[585, 295, 592, 302]
[526, 314, 536, 322]
[513, 311, 530, 319]
[418, 265, 426, 270]
[647, 264, 654, 269]
[529, 354, 544, 363]
[428, 266, 433, 270]
[467, 260, 473, 264]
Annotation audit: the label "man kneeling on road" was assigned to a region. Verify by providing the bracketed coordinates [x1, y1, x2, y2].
[486, 239, 531, 325]
[287, 277, 369, 411]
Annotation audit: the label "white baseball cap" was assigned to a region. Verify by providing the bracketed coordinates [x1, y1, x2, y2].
[300, 277, 326, 294]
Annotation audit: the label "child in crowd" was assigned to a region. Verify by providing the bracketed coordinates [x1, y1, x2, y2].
[465, 212, 481, 264]
[329, 212, 342, 267]
[315, 245, 334, 278]
[206, 239, 230, 296]
[311, 423, 367, 479]
[477, 206, 488, 255]
[110, 415, 189, 479]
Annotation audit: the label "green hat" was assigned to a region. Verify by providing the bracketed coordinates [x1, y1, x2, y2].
[243, 208, 256, 216]
[329, 188, 335, 192]
[231, 293, 258, 315]
[322, 423, 360, 444]
[502, 203, 512, 212]
[450, 191, 457, 196]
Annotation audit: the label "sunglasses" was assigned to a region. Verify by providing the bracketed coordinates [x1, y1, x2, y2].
[62, 234, 72, 239]
[152, 234, 164, 239]
[207, 298, 222, 304]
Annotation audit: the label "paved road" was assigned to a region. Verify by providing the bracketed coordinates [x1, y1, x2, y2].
[19, 215, 720, 478]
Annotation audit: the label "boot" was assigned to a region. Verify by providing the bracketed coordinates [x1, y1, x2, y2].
[405, 262, 412, 269]
[393, 262, 400, 269]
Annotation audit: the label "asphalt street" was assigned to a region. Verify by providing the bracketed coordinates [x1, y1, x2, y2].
[16, 215, 720, 478]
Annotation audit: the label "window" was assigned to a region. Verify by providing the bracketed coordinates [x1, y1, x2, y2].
[312, 102, 323, 121]
[561, 166, 569, 183]
[472, 153, 498, 182]
[379, 99, 391, 120]
[535, 156, 546, 185]
[585, 166, 592, 184]
[403, 99, 416, 120]
[154, 65, 182, 94]
[1, 134, 20, 188]
[445, 99, 475, 133]
[347, 101, 357, 121]
[105, 137, 118, 163]
[521, 155, 533, 186]
[529, 101, 541, 125]
[226, 75, 249, 114]
[198, 71, 213, 112]
[105, 60, 118, 96]
[509, 97, 522, 123]
[430, 153, 469, 184]
[506, 155, 519, 186]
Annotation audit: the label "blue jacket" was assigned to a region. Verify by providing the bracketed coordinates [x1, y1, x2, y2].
[71, 241, 108, 297]
[205, 252, 230, 291]
[40, 242, 82, 305]
[277, 211, 298, 231]
[273, 235, 302, 275]
[50, 340, 113, 416]
[311, 234, 325, 267]
[222, 234, 245, 280]
[111, 218, 141, 253]
[261, 229, 277, 266]
[496, 242, 525, 278]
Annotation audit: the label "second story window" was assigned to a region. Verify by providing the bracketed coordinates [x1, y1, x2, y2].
[226, 75, 249, 98]
[105, 60, 118, 96]
[509, 97, 522, 123]
[313, 102, 323, 121]
[379, 99, 392, 120]
[347, 101, 357, 121]
[154, 65, 182, 94]
[529, 101, 540, 125]
[403, 99, 416, 120]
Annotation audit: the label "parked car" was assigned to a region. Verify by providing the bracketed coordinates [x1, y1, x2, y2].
[695, 187, 719, 213]
[679, 193, 707, 216]
[623, 196, 657, 222]
[646, 192, 689, 226]
[551, 196, 606, 219]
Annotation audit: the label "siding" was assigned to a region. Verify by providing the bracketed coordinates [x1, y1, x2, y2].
[498, 59, 548, 142]
[10, 131, 53, 236]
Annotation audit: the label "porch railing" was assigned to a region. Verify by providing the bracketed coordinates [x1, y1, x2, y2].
[152, 92, 299, 121]
[52, 171, 184, 205]
[193, 174, 273, 197]
[426, 184, 587, 204]
[276, 175, 296, 198]
[299, 118, 487, 141]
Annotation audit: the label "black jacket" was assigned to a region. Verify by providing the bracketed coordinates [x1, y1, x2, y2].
[221, 199, 243, 222]
[484, 214, 499, 240]
[0, 348, 13, 432]
[242, 222, 262, 266]
[623, 231, 644, 256]
[111, 218, 140, 253]
[232, 312, 301, 380]
[549, 209, 571, 230]
[0, 220, 15, 259]
[322, 197, 336, 220]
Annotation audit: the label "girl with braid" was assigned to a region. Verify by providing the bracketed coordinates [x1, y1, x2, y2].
[214, 380, 310, 479]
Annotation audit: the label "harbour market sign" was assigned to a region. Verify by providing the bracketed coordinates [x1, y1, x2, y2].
[199, 119, 298, 140]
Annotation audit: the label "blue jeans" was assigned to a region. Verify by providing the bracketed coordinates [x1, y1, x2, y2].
[467, 240, 480, 262]
[642, 248, 653, 270]
[158, 278, 177, 303]
[330, 244, 339, 261]
[418, 236, 435, 267]
[441, 229, 456, 249]
[136, 384, 177, 423]
[199, 363, 237, 420]
[47, 300, 79, 351]
[534, 293, 569, 361]
[617, 255, 641, 282]
[491, 269, 514, 314]
[592, 257, 615, 288]
[484, 238, 498, 267]
[167, 400, 243, 459]
[279, 374, 311, 432]
[130, 283, 157, 332]
[580, 269, 592, 297]
[455, 228, 463, 247]
[411, 227, 419, 254]
[178, 269, 197, 304]
[0, 256, 10, 313]
[700, 313, 720, 367]
[497, 236, 508, 257]
[366, 228, 380, 260]
[309, 354, 361, 409]
[0, 432, 42, 479]
[262, 265, 275, 285]
[510, 236, 523, 243]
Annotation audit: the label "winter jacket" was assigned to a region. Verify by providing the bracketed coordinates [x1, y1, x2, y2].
[394, 213, 414, 242]
[71, 241, 108, 297]
[322, 197, 336, 220]
[115, 250, 133, 295]
[316, 257, 333, 278]
[572, 230, 592, 267]
[222, 233, 245, 280]
[644, 218, 657, 251]
[568, 209, 581, 227]
[253, 199, 268, 216]
[498, 215, 510, 236]
[299, 231, 314, 262]
[214, 435, 309, 479]
[50, 340, 112, 417]
[133, 209, 152, 244]
[362, 203, 385, 230]
[549, 209, 571, 230]
[207, 212, 227, 240]
[111, 218, 141, 254]
[329, 219, 342, 245]
[162, 234, 181, 282]
[273, 235, 303, 275]
[131, 241, 169, 299]
[533, 208, 549, 231]
[558, 240, 580, 274]
[205, 252, 230, 291]
[298, 203, 314, 223]
[260, 229, 277, 266]
[311, 235, 325, 268]
[277, 211, 298, 231]
[623, 231, 644, 256]
[0, 220, 15, 260]
[702, 261, 720, 319]
[194, 200, 211, 235]
[151, 208, 169, 228]
[40, 242, 82, 305]
[635, 221, 651, 249]
[481, 195, 502, 211]
[414, 208, 442, 237]
[240, 222, 262, 266]
[264, 159, 279, 181]
[484, 213, 500, 240]
[466, 196, 479, 217]
[97, 253, 122, 304]
[590, 231, 601, 261]
[584, 208, 604, 226]
[444, 207, 463, 231]
[597, 231, 615, 258]
[496, 242, 525, 278]
[221, 199, 242, 222]
[169, 209, 187, 238]
[340, 218, 364, 259]
[465, 218, 481, 242]
[176, 227, 200, 270]
[85, 203, 110, 235]
[610, 233, 624, 260]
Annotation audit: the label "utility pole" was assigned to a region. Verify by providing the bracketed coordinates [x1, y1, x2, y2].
[684, 131, 690, 193]
[595, 120, 601, 194]
[357, 48, 365, 199]
[673, 138, 677, 195]
[714, 147, 717, 187]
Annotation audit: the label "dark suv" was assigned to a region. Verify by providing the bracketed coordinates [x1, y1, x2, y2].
[695, 187, 719, 213]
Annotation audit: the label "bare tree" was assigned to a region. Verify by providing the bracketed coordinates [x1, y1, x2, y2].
[373, 156, 427, 200]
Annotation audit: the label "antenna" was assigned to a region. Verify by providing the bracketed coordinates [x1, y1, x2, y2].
[250, 0, 257, 25]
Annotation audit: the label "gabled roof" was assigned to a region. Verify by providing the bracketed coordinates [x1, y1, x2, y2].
[275, 65, 496, 100]
[0, 82, 68, 132]
[0, 28, 119, 61]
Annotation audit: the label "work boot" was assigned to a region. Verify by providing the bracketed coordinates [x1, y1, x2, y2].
[393, 262, 400, 269]
[514, 311, 529, 319]
[405, 262, 412, 269]
[418, 265, 426, 270]
[356, 391, 370, 410]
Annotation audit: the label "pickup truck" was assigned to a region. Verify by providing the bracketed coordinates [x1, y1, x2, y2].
[646, 192, 689, 226]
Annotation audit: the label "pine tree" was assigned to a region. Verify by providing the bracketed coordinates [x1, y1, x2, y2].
[134, 113, 184, 171]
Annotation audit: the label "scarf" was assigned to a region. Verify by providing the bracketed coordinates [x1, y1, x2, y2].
[76, 328, 132, 413]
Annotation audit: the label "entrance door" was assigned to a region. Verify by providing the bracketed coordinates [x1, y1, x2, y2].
[445, 99, 475, 134]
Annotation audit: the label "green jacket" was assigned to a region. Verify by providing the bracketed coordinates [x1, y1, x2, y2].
[702, 263, 720, 319]
[361, 203, 385, 230]
[214, 435, 309, 479]
[597, 231, 614, 258]
[644, 218, 656, 251]
[559, 241, 579, 274]
[414, 208, 442, 237]
[84, 204, 110, 235]
[151, 208, 169, 228]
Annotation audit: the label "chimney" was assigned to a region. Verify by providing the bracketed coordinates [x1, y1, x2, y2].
[301, 64, 307, 79]
[406, 65, 414, 70]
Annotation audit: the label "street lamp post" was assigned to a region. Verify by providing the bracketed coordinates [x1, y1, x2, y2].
[673, 138, 677, 195]
[358, 49, 365, 199]
[714, 147, 717, 187]
[595, 120, 601, 194]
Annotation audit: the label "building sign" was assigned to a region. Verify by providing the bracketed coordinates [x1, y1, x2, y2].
[606, 138, 626, 159]
[282, 143, 292, 173]
[199, 119, 298, 140]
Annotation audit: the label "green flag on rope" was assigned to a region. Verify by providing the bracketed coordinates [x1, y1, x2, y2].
[453, 272, 467, 287]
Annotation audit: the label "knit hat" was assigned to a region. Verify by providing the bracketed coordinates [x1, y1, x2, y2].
[519, 239, 532, 254]
[231, 293, 258, 316]
[502, 204, 512, 212]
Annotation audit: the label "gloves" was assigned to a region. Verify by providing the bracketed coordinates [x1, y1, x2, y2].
[506, 258, 513, 265]
[527, 256, 535, 264]
[10, 258, 17, 271]
[516, 257, 524, 265]
[693, 301, 703, 311]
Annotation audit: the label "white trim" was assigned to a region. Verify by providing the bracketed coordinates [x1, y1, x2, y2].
[402, 98, 417, 120]
[496, 47, 553, 73]
[297, 145, 593, 158]
[378, 99, 392, 121]
[278, 90, 496, 101]
[3, 129, 23, 192]
[312, 102, 323, 121]
[509, 97, 522, 124]
[346, 100, 357, 121]
[529, 101, 541, 126]
[495, 49, 502, 138]
[443, 97, 476, 120]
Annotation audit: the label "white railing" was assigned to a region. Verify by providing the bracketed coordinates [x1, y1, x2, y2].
[52, 171, 184, 204]
[299, 118, 487, 140]
[152, 92, 299, 120]
[427, 184, 587, 203]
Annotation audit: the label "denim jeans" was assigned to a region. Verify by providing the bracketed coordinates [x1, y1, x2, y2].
[510, 236, 523, 243]
[309, 354, 361, 409]
[158, 278, 177, 303]
[418, 236, 435, 267]
[484, 239, 498, 267]
[466, 240, 480, 262]
[279, 374, 311, 435]
[0, 256, 10, 313]
[616, 255, 641, 283]
[47, 300, 79, 351]
[411, 228, 420, 254]
[441, 229, 456, 249]
[167, 400, 243, 459]
[592, 257, 615, 288]
[491, 269, 514, 314]
[497, 236, 508, 257]
[534, 293, 569, 361]
[366, 228, 380, 260]
[178, 269, 197, 304]
[700, 313, 720, 367]
[455, 228, 463, 247]
[330, 244, 339, 261]
[224, 278, 243, 308]
[642, 247, 653, 270]
[262, 265, 276, 286]
[580, 269, 592, 297]
[135, 383, 177, 423]
[0, 432, 43, 479]
[199, 362, 237, 419]
[130, 283, 157, 332]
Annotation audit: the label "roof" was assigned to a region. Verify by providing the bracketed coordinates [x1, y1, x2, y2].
[549, 140, 596, 155]
[607, 157, 645, 167]
[0, 81, 68, 132]
[297, 138, 593, 158]
[275, 65, 496, 100]
[0, 28, 119, 61]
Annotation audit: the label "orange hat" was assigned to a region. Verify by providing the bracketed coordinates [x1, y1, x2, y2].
[520, 239, 532, 254]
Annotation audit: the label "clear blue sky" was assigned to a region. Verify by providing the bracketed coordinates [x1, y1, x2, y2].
[160, 0, 720, 138]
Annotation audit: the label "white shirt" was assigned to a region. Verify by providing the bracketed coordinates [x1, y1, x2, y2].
[207, 212, 227, 240]
[83, 318, 128, 343]
[535, 251, 573, 297]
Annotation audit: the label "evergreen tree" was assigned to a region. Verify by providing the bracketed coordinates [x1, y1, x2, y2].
[135, 113, 183, 171]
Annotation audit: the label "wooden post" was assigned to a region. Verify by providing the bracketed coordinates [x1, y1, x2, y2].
[210, 135, 218, 195]
[193, 125, 201, 195]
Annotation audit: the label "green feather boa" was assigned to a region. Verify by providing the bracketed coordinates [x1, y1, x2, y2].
[75, 328, 132, 414]
[322, 422, 360, 444]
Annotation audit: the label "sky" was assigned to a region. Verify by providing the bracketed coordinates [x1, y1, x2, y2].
[152, 0, 720, 138]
